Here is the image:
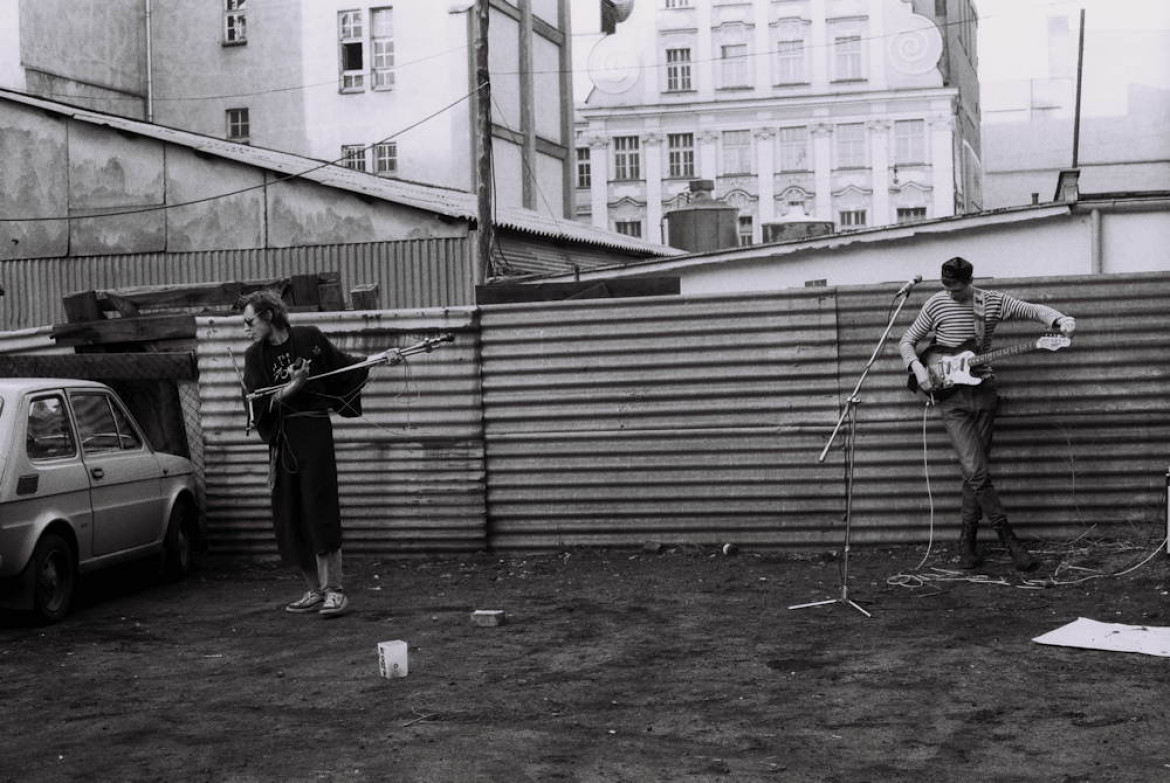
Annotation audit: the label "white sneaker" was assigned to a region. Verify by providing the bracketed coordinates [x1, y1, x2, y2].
[285, 590, 324, 613]
[319, 591, 350, 618]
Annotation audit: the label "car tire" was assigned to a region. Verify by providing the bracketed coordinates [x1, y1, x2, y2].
[162, 502, 196, 582]
[32, 533, 75, 624]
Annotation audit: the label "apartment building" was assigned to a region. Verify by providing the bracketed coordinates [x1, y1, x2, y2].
[572, 0, 982, 245]
[0, 0, 575, 218]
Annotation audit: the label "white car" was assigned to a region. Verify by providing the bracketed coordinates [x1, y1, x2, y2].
[0, 378, 202, 623]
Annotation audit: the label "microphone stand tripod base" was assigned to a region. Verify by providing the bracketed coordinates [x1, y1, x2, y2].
[788, 588, 872, 617]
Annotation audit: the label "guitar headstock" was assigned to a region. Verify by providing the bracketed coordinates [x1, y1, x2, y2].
[1035, 333, 1071, 352]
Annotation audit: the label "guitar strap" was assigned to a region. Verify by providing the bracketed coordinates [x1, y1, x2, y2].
[972, 288, 988, 353]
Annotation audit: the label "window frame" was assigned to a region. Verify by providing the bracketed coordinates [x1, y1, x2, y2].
[370, 7, 395, 91]
[833, 34, 864, 81]
[720, 43, 750, 89]
[223, 0, 247, 46]
[25, 394, 77, 461]
[893, 119, 925, 165]
[614, 220, 643, 238]
[835, 123, 867, 169]
[778, 126, 809, 172]
[226, 107, 250, 143]
[374, 141, 397, 177]
[341, 144, 368, 172]
[774, 20, 807, 84]
[665, 47, 694, 93]
[721, 130, 752, 175]
[576, 147, 592, 189]
[612, 136, 641, 181]
[896, 206, 928, 223]
[667, 132, 695, 179]
[339, 10, 366, 93]
[839, 209, 868, 228]
[737, 215, 754, 246]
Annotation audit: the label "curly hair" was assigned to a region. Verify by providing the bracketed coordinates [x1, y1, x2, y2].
[239, 289, 291, 329]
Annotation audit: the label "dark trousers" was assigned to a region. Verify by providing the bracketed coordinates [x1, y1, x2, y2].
[937, 381, 1008, 527]
[271, 414, 342, 571]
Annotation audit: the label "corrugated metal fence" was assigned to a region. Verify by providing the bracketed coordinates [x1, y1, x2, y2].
[9, 270, 1163, 555]
[0, 238, 474, 330]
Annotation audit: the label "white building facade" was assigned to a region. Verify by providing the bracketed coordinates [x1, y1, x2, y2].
[573, 0, 982, 246]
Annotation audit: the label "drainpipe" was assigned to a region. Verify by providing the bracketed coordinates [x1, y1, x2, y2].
[145, 0, 154, 123]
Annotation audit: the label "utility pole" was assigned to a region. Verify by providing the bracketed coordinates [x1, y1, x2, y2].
[474, 0, 494, 284]
[1071, 8, 1086, 167]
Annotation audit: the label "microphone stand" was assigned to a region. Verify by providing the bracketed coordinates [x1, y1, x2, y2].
[789, 283, 919, 617]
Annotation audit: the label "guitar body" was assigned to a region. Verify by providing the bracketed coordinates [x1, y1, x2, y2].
[906, 333, 1071, 398]
[907, 339, 983, 397]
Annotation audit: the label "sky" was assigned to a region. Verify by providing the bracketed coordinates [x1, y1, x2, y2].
[977, 0, 1170, 116]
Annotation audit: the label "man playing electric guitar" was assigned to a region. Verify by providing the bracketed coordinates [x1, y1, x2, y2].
[898, 257, 1077, 571]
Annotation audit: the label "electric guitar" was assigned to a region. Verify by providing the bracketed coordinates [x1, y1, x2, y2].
[907, 333, 1072, 397]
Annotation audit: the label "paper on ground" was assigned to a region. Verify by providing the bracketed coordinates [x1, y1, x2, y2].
[1032, 617, 1170, 657]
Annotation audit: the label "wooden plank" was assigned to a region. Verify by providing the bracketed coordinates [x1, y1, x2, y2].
[0, 352, 197, 380]
[50, 314, 197, 346]
[63, 291, 103, 322]
[351, 284, 380, 310]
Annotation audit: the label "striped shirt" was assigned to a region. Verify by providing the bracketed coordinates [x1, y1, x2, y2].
[898, 288, 1065, 371]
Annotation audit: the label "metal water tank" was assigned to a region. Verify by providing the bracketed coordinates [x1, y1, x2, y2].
[664, 180, 740, 253]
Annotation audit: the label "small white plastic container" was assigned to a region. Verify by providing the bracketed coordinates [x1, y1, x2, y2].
[377, 640, 409, 679]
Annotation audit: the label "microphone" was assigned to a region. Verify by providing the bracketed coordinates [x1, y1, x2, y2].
[895, 274, 923, 296]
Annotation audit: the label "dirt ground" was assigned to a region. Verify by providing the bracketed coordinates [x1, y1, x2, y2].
[2, 531, 1168, 783]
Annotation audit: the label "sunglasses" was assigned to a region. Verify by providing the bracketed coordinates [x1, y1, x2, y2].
[243, 316, 257, 327]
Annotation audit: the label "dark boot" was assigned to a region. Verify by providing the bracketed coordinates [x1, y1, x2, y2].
[993, 519, 1038, 572]
[957, 520, 981, 570]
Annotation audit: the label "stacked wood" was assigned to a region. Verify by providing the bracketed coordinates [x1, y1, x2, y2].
[54, 272, 352, 347]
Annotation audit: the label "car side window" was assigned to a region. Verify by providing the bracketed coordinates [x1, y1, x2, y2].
[109, 397, 143, 450]
[26, 395, 77, 460]
[72, 393, 131, 454]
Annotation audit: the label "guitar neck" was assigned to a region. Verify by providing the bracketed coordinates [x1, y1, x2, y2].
[969, 342, 1039, 368]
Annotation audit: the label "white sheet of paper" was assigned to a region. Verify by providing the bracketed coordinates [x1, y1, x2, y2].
[1032, 617, 1170, 657]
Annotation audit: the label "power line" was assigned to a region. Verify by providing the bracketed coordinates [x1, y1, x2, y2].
[0, 83, 486, 224]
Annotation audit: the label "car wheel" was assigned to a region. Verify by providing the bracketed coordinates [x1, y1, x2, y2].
[32, 533, 75, 624]
[162, 502, 196, 581]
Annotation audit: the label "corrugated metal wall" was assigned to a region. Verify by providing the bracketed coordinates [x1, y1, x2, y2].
[195, 308, 485, 556]
[0, 238, 474, 330]
[479, 290, 848, 549]
[479, 272, 1170, 551]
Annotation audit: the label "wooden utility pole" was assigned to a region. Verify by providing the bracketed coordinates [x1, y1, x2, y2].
[475, 0, 494, 284]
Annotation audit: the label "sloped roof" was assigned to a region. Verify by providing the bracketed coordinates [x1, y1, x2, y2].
[0, 88, 682, 259]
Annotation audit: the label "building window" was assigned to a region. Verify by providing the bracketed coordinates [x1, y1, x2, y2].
[897, 207, 927, 223]
[775, 21, 806, 83]
[722, 130, 752, 175]
[226, 108, 250, 143]
[371, 8, 395, 90]
[576, 147, 591, 188]
[738, 215, 754, 246]
[665, 48, 693, 92]
[664, 0, 692, 7]
[720, 43, 750, 88]
[667, 133, 695, 179]
[833, 35, 863, 80]
[224, 0, 247, 45]
[894, 119, 925, 165]
[839, 209, 867, 228]
[835, 123, 866, 168]
[374, 142, 397, 176]
[613, 136, 641, 181]
[615, 220, 642, 237]
[778, 126, 809, 171]
[339, 10, 365, 92]
[341, 144, 367, 172]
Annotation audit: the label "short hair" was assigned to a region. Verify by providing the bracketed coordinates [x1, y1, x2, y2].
[240, 289, 290, 329]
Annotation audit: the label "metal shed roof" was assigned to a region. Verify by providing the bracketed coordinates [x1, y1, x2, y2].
[0, 88, 682, 259]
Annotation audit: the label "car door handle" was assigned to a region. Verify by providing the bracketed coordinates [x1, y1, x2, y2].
[91, 467, 105, 480]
